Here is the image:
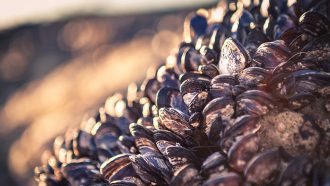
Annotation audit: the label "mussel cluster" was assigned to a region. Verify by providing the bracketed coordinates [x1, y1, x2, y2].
[34, 0, 330, 185]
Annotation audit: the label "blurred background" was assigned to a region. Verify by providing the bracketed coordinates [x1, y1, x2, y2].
[0, 0, 218, 185]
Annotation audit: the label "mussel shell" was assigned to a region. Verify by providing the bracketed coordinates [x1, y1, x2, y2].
[140, 153, 172, 183]
[37, 174, 63, 186]
[273, 14, 295, 40]
[209, 85, 233, 99]
[109, 179, 141, 186]
[228, 133, 260, 172]
[158, 108, 193, 138]
[170, 164, 202, 186]
[53, 136, 66, 162]
[189, 112, 203, 128]
[302, 33, 330, 53]
[288, 93, 316, 110]
[117, 135, 137, 154]
[312, 159, 330, 186]
[61, 160, 103, 185]
[182, 48, 208, 72]
[280, 27, 302, 45]
[263, 16, 276, 39]
[236, 90, 276, 116]
[199, 46, 219, 64]
[203, 115, 225, 143]
[100, 154, 136, 182]
[129, 123, 159, 155]
[203, 96, 235, 122]
[179, 72, 211, 84]
[238, 67, 271, 88]
[208, 24, 230, 52]
[244, 28, 269, 55]
[156, 87, 188, 114]
[141, 78, 161, 103]
[165, 146, 200, 168]
[154, 130, 188, 154]
[276, 155, 312, 186]
[253, 40, 291, 69]
[198, 64, 219, 78]
[187, 13, 208, 40]
[289, 33, 313, 53]
[180, 78, 210, 96]
[203, 172, 243, 186]
[237, 90, 276, 107]
[188, 91, 209, 113]
[221, 115, 260, 153]
[211, 74, 238, 86]
[268, 72, 296, 99]
[200, 152, 227, 176]
[299, 11, 330, 37]
[73, 130, 97, 158]
[129, 154, 170, 185]
[219, 37, 250, 75]
[244, 149, 282, 184]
